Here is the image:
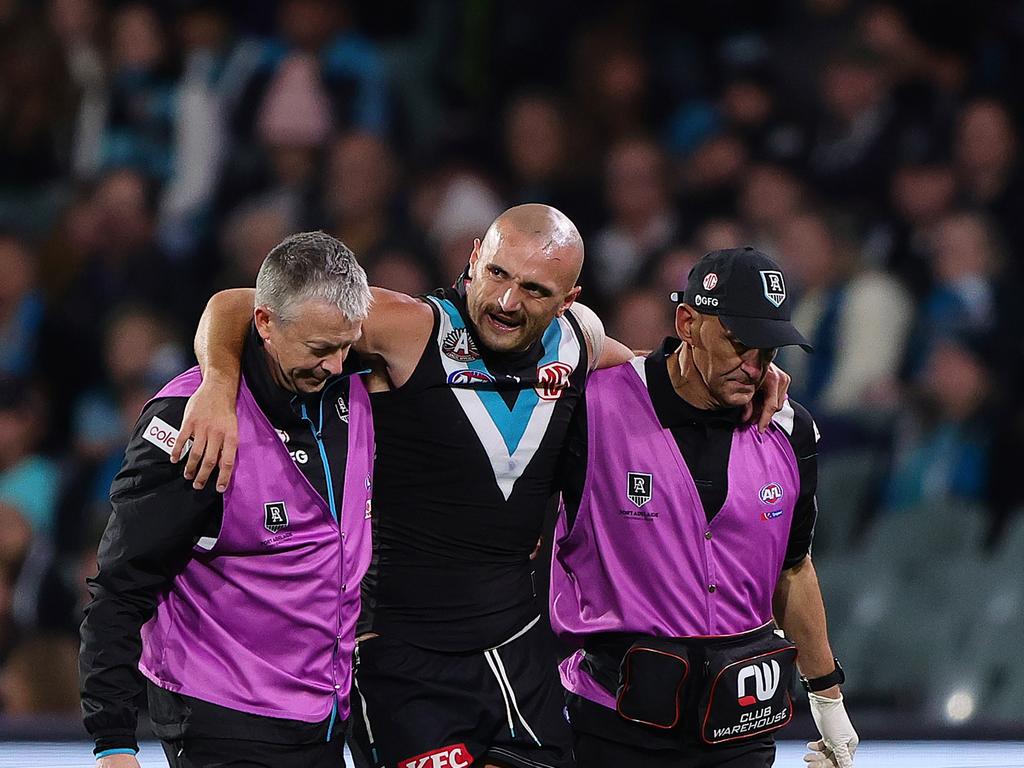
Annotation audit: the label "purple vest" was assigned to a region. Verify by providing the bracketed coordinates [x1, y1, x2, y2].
[138, 366, 374, 723]
[550, 359, 799, 708]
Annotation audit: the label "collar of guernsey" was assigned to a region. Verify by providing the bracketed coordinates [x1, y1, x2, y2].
[426, 284, 582, 500]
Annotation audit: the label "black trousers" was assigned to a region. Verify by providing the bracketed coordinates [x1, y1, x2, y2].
[159, 730, 346, 768]
[574, 731, 776, 768]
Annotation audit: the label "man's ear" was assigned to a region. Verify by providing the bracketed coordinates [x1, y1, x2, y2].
[676, 304, 698, 345]
[254, 306, 273, 341]
[468, 238, 482, 277]
[556, 285, 582, 317]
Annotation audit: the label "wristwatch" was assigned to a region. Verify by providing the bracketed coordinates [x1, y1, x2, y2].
[801, 657, 845, 692]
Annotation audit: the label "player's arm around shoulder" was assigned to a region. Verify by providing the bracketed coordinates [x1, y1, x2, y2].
[359, 287, 435, 388]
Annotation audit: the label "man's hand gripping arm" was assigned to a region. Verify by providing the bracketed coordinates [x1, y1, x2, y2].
[171, 288, 253, 490]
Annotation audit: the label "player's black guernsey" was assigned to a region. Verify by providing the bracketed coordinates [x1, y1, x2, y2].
[360, 285, 589, 651]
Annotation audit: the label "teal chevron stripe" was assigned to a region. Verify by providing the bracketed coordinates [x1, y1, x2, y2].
[437, 299, 562, 454]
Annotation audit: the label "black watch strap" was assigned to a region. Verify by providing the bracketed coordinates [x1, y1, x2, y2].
[801, 657, 845, 692]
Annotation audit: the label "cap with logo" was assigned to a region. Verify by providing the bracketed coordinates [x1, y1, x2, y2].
[670, 246, 813, 352]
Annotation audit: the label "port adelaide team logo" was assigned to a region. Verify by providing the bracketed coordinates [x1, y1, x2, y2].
[264, 501, 289, 533]
[442, 328, 480, 362]
[627, 472, 653, 507]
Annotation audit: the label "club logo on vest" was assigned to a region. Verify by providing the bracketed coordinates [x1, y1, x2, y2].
[737, 659, 781, 707]
[760, 270, 786, 307]
[442, 328, 480, 362]
[759, 482, 784, 505]
[535, 361, 573, 401]
[447, 369, 496, 386]
[400, 743, 473, 768]
[264, 501, 289, 533]
[627, 472, 653, 507]
[336, 396, 348, 423]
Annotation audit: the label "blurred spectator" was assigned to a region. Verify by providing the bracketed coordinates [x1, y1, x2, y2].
[0, 502, 32, 661]
[678, 132, 750, 220]
[0, 6, 76, 191]
[867, 158, 957, 297]
[415, 167, 504, 281]
[591, 137, 680, 306]
[606, 288, 673, 353]
[216, 195, 295, 289]
[884, 337, 993, 513]
[775, 210, 913, 418]
[906, 210, 1006, 374]
[97, 4, 178, 182]
[500, 91, 599, 232]
[953, 97, 1024, 258]
[568, 22, 651, 172]
[717, 67, 808, 166]
[0, 237, 44, 379]
[223, 0, 388, 145]
[693, 218, 750, 255]
[0, 632, 80, 714]
[737, 163, 808, 257]
[0, 381, 59, 540]
[323, 131, 425, 277]
[807, 46, 904, 209]
[71, 305, 184, 463]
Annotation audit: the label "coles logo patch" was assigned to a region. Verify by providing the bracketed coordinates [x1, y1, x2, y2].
[759, 483, 784, 505]
[401, 744, 474, 768]
[703, 272, 719, 291]
[535, 361, 573, 401]
[142, 416, 191, 458]
[447, 369, 496, 386]
[442, 329, 480, 362]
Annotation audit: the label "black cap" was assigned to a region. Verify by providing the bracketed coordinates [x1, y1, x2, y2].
[671, 246, 813, 352]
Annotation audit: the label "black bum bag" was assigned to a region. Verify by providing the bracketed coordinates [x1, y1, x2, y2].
[584, 624, 798, 746]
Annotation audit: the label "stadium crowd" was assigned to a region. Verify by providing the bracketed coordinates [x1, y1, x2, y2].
[0, 0, 1023, 722]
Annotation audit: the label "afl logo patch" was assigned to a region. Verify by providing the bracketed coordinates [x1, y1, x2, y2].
[759, 483, 784, 505]
[447, 369, 495, 386]
[442, 329, 480, 362]
[703, 273, 719, 291]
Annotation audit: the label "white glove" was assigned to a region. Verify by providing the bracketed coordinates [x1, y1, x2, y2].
[803, 691, 859, 767]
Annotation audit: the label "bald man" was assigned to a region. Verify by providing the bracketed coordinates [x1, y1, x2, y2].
[178, 207, 788, 768]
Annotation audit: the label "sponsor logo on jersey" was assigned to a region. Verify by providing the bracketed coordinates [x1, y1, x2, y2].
[264, 501, 289, 533]
[446, 369, 496, 386]
[627, 471, 653, 508]
[759, 482, 784, 505]
[762, 509, 784, 520]
[275, 428, 289, 444]
[442, 329, 480, 362]
[335, 396, 348, 423]
[737, 659, 781, 707]
[760, 270, 786, 307]
[535, 361, 573, 400]
[289, 448, 309, 465]
[400, 744, 474, 768]
[142, 416, 192, 457]
[703, 272, 719, 290]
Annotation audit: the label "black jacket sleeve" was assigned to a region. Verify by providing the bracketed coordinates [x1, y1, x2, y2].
[782, 399, 820, 570]
[79, 396, 221, 755]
